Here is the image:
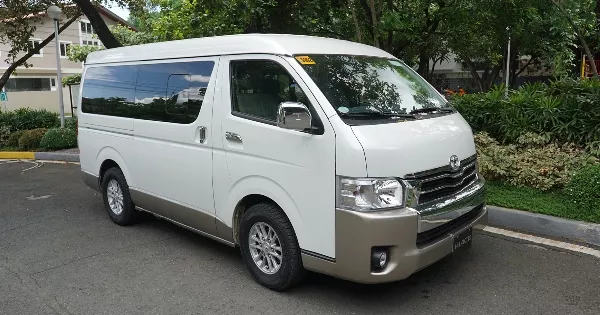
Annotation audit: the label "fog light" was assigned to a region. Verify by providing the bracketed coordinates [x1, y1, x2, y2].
[371, 248, 389, 270]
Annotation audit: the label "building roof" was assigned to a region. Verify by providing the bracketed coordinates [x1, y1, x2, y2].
[85, 34, 396, 65]
[0, 5, 135, 31]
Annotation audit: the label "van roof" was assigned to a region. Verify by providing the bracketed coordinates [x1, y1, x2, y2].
[85, 34, 396, 64]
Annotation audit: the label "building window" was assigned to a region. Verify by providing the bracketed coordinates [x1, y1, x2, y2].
[27, 39, 43, 56]
[59, 42, 71, 58]
[80, 21, 94, 35]
[4, 78, 53, 92]
[82, 40, 100, 46]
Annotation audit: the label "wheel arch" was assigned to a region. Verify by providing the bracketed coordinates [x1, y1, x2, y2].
[227, 176, 304, 248]
[96, 146, 134, 187]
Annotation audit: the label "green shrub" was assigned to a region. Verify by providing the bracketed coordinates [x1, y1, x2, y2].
[39, 128, 77, 150]
[0, 126, 10, 145]
[17, 128, 48, 151]
[7, 130, 25, 147]
[453, 77, 600, 147]
[65, 117, 77, 130]
[0, 108, 59, 132]
[564, 164, 600, 222]
[475, 132, 597, 191]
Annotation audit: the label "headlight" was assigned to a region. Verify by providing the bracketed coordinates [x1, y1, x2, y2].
[337, 177, 409, 211]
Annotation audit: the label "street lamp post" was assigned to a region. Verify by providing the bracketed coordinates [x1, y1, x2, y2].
[505, 26, 511, 99]
[47, 5, 65, 128]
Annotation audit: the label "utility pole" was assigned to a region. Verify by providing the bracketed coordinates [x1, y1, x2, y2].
[505, 26, 511, 98]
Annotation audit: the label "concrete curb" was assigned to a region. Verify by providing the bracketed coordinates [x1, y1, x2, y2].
[0, 151, 79, 162]
[488, 205, 600, 247]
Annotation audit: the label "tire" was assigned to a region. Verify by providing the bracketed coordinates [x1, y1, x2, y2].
[239, 203, 305, 291]
[101, 167, 138, 226]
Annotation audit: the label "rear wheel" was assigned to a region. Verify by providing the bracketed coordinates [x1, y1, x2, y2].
[239, 203, 305, 291]
[101, 167, 138, 225]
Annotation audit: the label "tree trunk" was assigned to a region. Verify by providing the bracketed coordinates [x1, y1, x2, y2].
[486, 65, 502, 90]
[430, 56, 444, 78]
[385, 0, 393, 53]
[368, 0, 380, 47]
[417, 49, 430, 80]
[0, 15, 79, 90]
[358, 0, 378, 47]
[511, 57, 535, 87]
[580, 36, 599, 78]
[464, 59, 484, 92]
[551, 0, 599, 78]
[350, 1, 362, 42]
[73, 0, 122, 48]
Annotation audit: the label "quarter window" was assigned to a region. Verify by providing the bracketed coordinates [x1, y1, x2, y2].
[230, 60, 310, 122]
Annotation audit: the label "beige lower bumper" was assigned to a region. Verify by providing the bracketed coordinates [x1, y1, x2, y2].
[302, 203, 488, 284]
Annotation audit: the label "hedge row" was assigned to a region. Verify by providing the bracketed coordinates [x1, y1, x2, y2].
[452, 78, 600, 149]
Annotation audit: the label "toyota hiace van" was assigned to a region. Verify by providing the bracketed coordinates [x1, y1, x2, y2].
[79, 34, 487, 290]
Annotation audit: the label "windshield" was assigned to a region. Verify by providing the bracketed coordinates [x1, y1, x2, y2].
[296, 55, 450, 119]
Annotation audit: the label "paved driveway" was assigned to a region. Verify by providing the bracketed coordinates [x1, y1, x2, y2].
[1, 161, 599, 315]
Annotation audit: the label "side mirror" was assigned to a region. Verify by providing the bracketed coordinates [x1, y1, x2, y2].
[277, 102, 312, 131]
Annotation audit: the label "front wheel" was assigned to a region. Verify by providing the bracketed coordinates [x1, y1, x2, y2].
[239, 203, 305, 291]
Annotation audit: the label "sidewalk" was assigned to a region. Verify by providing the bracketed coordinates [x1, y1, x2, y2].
[0, 148, 79, 162]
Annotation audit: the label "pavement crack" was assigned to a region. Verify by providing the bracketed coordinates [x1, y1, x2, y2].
[0, 216, 61, 236]
[28, 236, 175, 276]
[0, 255, 75, 315]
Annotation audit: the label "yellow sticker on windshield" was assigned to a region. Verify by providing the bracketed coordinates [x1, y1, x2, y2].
[295, 56, 316, 65]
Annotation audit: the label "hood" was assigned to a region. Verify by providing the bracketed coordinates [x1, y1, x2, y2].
[350, 113, 476, 178]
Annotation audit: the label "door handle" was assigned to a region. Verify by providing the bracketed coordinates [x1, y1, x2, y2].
[225, 131, 242, 143]
[197, 126, 207, 144]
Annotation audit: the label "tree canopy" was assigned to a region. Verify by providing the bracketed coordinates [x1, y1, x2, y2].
[1, 0, 598, 91]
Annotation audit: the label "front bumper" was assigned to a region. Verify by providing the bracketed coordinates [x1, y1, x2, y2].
[302, 182, 487, 284]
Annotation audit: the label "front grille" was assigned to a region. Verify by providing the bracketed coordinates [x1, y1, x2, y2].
[416, 203, 484, 248]
[406, 155, 478, 205]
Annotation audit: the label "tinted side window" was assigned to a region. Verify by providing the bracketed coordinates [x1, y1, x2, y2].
[230, 60, 310, 122]
[81, 65, 138, 117]
[81, 61, 214, 124]
[135, 61, 213, 124]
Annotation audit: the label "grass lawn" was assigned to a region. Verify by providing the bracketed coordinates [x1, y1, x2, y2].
[486, 182, 600, 224]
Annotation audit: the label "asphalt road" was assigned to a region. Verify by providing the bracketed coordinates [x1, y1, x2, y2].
[1, 161, 599, 315]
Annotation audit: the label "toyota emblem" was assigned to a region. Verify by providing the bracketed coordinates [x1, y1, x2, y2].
[449, 155, 460, 171]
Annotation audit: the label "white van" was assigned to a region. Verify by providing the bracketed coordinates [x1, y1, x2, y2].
[79, 34, 487, 290]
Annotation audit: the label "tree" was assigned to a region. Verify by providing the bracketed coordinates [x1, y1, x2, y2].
[0, 1, 81, 89]
[550, 0, 598, 78]
[61, 24, 155, 85]
[0, 0, 143, 90]
[444, 0, 584, 91]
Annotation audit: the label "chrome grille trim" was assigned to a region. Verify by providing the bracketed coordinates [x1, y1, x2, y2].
[405, 154, 479, 205]
[417, 161, 476, 184]
[404, 154, 477, 180]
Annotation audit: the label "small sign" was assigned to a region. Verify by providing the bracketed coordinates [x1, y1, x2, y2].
[0, 91, 7, 112]
[295, 56, 316, 65]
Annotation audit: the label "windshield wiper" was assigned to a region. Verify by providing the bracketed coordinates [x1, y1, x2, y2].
[338, 112, 416, 120]
[409, 107, 455, 115]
